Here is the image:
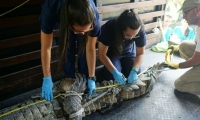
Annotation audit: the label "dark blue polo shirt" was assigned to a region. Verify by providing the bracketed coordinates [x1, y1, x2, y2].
[40, 0, 101, 37]
[98, 19, 146, 57]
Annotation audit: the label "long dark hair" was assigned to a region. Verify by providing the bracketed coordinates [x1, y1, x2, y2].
[113, 9, 143, 56]
[59, 0, 94, 71]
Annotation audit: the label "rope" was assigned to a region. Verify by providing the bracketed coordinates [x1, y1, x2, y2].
[82, 88, 111, 108]
[69, 108, 84, 118]
[0, 94, 61, 118]
[62, 91, 83, 99]
[0, 0, 30, 17]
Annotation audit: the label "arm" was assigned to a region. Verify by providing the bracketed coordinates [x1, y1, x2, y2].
[41, 30, 54, 101]
[133, 46, 145, 68]
[98, 41, 125, 84]
[41, 30, 53, 77]
[86, 36, 97, 97]
[127, 46, 145, 84]
[98, 42, 115, 72]
[86, 36, 97, 77]
[179, 51, 200, 68]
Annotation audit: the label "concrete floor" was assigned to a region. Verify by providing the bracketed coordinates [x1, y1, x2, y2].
[83, 49, 200, 120]
[0, 49, 200, 120]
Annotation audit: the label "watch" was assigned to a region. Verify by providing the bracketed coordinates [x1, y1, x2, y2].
[88, 76, 96, 81]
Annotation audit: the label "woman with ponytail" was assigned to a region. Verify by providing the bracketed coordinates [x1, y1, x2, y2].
[98, 9, 146, 85]
[40, 0, 101, 100]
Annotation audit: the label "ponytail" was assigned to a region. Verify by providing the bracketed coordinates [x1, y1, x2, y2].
[113, 9, 143, 56]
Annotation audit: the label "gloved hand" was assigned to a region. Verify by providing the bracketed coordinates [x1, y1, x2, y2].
[87, 79, 96, 97]
[165, 49, 173, 63]
[111, 69, 126, 85]
[128, 69, 138, 84]
[165, 45, 180, 62]
[165, 61, 179, 69]
[169, 45, 179, 52]
[42, 76, 53, 101]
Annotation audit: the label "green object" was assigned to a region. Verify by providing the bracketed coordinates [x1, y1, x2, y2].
[132, 67, 139, 73]
[151, 42, 169, 52]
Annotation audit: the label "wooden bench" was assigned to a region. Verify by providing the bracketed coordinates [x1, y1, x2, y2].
[0, 0, 166, 101]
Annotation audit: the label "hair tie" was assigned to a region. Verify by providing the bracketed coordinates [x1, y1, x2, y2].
[128, 9, 131, 13]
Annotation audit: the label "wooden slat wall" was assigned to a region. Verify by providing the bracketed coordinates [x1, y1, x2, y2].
[97, 0, 167, 48]
[0, 0, 64, 101]
[0, 0, 167, 101]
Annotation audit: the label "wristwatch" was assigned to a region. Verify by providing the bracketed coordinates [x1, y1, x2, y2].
[88, 76, 96, 81]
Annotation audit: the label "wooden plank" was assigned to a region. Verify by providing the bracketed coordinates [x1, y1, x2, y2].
[96, 0, 103, 21]
[96, 0, 102, 7]
[0, 61, 58, 84]
[0, 25, 56, 45]
[0, 46, 59, 68]
[101, 0, 130, 6]
[146, 32, 162, 40]
[0, 23, 40, 40]
[0, 70, 65, 101]
[100, 21, 163, 31]
[53, 29, 59, 38]
[0, 14, 40, 29]
[144, 21, 163, 30]
[0, 33, 40, 49]
[139, 11, 165, 19]
[97, 0, 167, 13]
[146, 36, 162, 49]
[0, 0, 43, 8]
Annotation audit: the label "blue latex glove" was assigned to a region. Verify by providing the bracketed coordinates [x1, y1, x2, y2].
[42, 76, 53, 101]
[87, 79, 96, 97]
[111, 69, 126, 85]
[128, 70, 138, 84]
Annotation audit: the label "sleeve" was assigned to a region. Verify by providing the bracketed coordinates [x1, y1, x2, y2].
[97, 24, 110, 46]
[172, 27, 181, 39]
[173, 27, 178, 35]
[166, 28, 173, 41]
[135, 28, 146, 47]
[40, 0, 61, 34]
[188, 28, 195, 40]
[89, 0, 101, 37]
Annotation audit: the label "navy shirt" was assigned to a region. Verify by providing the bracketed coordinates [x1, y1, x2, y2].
[98, 19, 146, 57]
[40, 0, 101, 37]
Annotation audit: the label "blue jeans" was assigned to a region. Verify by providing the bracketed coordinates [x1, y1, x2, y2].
[64, 32, 88, 78]
[103, 55, 141, 80]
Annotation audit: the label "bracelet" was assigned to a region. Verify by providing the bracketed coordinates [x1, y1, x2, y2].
[132, 67, 139, 73]
[88, 76, 96, 81]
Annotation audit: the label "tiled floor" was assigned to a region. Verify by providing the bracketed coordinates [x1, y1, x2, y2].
[0, 49, 200, 120]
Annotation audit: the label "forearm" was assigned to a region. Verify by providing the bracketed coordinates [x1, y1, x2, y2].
[179, 58, 200, 68]
[86, 37, 97, 77]
[41, 31, 53, 77]
[133, 54, 144, 68]
[99, 54, 115, 73]
[179, 51, 200, 68]
[86, 48, 96, 77]
[41, 48, 51, 77]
